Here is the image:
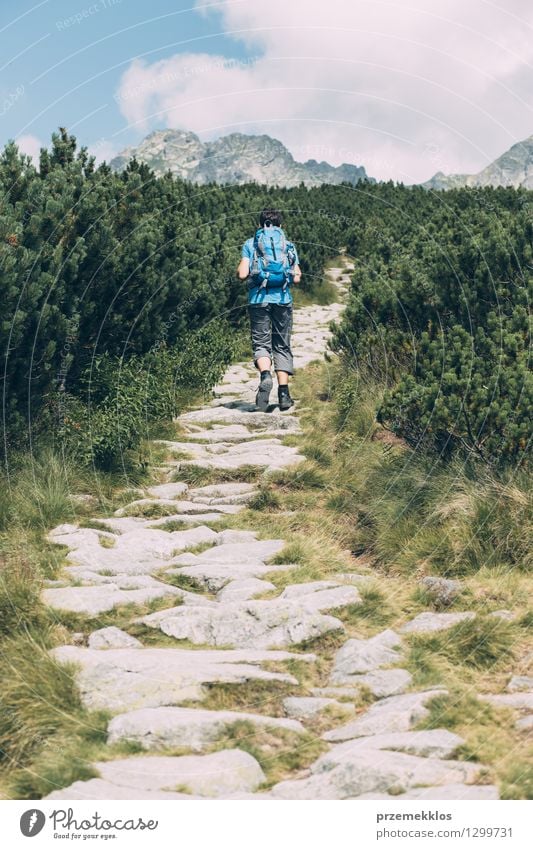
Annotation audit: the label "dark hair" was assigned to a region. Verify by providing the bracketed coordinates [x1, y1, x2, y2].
[260, 208, 282, 227]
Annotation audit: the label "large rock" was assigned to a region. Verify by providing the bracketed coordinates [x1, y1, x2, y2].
[45, 779, 195, 800]
[317, 730, 465, 763]
[217, 578, 276, 602]
[330, 630, 404, 683]
[215, 529, 258, 545]
[51, 645, 314, 712]
[270, 747, 481, 800]
[146, 482, 189, 499]
[279, 582, 361, 612]
[507, 676, 533, 693]
[107, 706, 304, 751]
[323, 690, 448, 741]
[188, 539, 284, 564]
[42, 580, 182, 616]
[283, 697, 354, 720]
[116, 498, 241, 517]
[345, 669, 413, 698]
[178, 405, 299, 429]
[49, 750, 265, 799]
[480, 692, 533, 711]
[188, 424, 302, 443]
[88, 627, 142, 649]
[166, 561, 296, 592]
[140, 598, 345, 649]
[47, 522, 218, 576]
[157, 438, 305, 472]
[399, 612, 475, 634]
[192, 492, 259, 506]
[418, 577, 461, 608]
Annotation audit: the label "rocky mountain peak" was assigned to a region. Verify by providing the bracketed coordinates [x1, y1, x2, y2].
[110, 129, 372, 187]
[424, 133, 533, 190]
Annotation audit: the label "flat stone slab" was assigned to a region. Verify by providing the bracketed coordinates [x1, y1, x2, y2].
[166, 539, 292, 591]
[167, 561, 296, 593]
[179, 406, 301, 429]
[399, 612, 475, 634]
[330, 630, 404, 683]
[148, 513, 226, 527]
[107, 706, 304, 751]
[140, 598, 345, 649]
[345, 669, 413, 698]
[311, 687, 362, 700]
[117, 498, 241, 517]
[318, 730, 465, 763]
[480, 692, 533, 711]
[217, 578, 276, 602]
[51, 751, 265, 799]
[270, 746, 481, 800]
[323, 690, 448, 742]
[46, 779, 195, 800]
[279, 582, 361, 612]
[42, 581, 182, 616]
[516, 715, 533, 731]
[507, 676, 533, 692]
[192, 491, 259, 506]
[158, 438, 305, 472]
[283, 697, 354, 720]
[51, 645, 313, 712]
[188, 483, 257, 499]
[215, 529, 258, 545]
[188, 425, 303, 443]
[88, 627, 143, 649]
[146, 483, 189, 499]
[47, 523, 218, 576]
[196, 539, 284, 564]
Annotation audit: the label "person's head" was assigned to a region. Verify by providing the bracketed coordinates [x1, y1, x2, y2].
[260, 208, 282, 227]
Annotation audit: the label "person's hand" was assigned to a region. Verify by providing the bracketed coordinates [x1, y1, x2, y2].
[293, 273, 301, 284]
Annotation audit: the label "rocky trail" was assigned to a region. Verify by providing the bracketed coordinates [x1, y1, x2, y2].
[40, 260, 524, 801]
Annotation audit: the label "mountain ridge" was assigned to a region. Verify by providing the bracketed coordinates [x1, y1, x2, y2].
[424, 135, 533, 190]
[109, 129, 372, 187]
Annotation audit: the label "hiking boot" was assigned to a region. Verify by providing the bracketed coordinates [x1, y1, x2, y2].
[255, 371, 273, 412]
[278, 386, 294, 411]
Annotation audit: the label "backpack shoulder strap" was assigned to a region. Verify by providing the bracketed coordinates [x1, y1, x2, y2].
[255, 227, 267, 257]
[248, 234, 260, 276]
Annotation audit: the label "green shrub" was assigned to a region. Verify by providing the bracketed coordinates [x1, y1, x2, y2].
[333, 191, 533, 464]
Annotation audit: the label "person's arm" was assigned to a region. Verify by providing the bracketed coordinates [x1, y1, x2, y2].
[237, 257, 250, 280]
[290, 243, 301, 283]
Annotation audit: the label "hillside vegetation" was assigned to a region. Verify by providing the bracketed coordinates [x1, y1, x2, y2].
[0, 130, 531, 799]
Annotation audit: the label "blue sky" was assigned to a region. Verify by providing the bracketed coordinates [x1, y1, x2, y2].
[0, 1, 248, 162]
[2, 1, 533, 182]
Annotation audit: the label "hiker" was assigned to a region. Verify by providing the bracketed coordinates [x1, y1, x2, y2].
[237, 209, 301, 412]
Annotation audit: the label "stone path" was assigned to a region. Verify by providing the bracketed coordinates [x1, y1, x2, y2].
[43, 261, 501, 801]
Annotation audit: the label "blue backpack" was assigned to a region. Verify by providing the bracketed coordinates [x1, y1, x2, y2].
[250, 226, 295, 289]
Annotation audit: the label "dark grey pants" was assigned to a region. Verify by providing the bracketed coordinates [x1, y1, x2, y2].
[248, 304, 294, 375]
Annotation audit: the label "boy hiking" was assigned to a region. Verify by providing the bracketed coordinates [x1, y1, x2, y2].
[237, 209, 301, 412]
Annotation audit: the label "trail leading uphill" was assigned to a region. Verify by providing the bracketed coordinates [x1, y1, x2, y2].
[41, 260, 504, 800]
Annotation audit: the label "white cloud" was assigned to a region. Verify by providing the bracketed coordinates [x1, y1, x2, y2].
[115, 0, 533, 181]
[87, 138, 120, 165]
[16, 134, 43, 162]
